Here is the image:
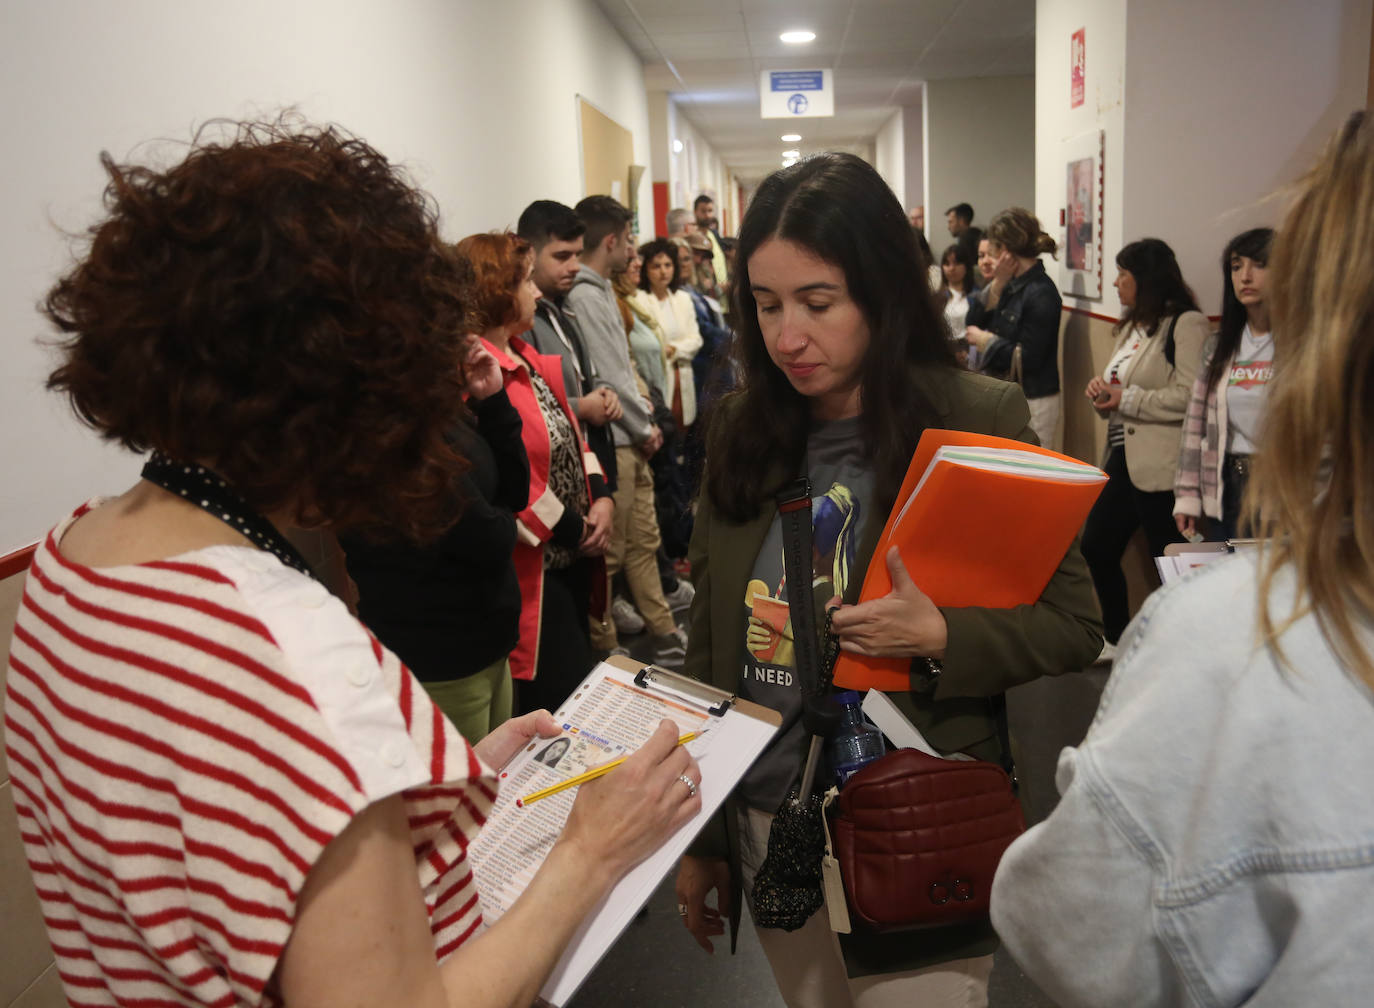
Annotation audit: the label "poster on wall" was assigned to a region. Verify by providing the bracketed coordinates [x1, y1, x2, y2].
[1070, 28, 1085, 109]
[1061, 129, 1104, 300]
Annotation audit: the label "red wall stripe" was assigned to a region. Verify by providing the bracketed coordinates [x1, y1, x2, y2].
[1, 542, 37, 581]
[652, 181, 669, 238]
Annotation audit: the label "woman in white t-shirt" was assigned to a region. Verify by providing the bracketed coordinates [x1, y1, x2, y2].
[1173, 227, 1276, 541]
[938, 242, 980, 364]
[1081, 238, 1211, 654]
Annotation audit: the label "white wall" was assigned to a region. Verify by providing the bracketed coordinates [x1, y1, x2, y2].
[1122, 0, 1371, 314]
[0, 0, 654, 554]
[1037, 0, 1371, 319]
[665, 102, 736, 233]
[874, 107, 906, 209]
[903, 102, 925, 222]
[925, 75, 1036, 252]
[1035, 0, 1128, 313]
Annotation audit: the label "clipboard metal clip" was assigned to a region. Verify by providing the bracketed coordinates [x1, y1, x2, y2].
[634, 665, 736, 717]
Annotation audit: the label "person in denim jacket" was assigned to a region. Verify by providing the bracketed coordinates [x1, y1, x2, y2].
[991, 111, 1374, 1008]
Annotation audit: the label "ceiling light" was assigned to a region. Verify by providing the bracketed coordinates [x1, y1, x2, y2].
[672, 138, 684, 154]
[781, 134, 802, 142]
[782, 149, 800, 158]
[780, 30, 815, 44]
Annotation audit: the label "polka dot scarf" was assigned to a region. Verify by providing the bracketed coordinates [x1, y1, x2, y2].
[139, 452, 312, 577]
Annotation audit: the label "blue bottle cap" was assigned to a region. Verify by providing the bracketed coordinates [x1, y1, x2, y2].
[832, 690, 861, 705]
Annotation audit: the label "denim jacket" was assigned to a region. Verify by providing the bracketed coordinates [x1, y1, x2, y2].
[991, 552, 1374, 1007]
[965, 260, 1062, 398]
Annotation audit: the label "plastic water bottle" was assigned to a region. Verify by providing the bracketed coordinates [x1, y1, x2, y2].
[828, 691, 886, 789]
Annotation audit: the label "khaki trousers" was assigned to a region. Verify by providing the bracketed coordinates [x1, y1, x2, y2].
[592, 446, 675, 646]
[738, 806, 993, 1008]
[1026, 393, 1061, 453]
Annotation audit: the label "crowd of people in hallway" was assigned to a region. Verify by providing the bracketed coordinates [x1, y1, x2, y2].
[6, 106, 1373, 1008]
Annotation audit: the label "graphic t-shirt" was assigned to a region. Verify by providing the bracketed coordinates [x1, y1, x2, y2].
[736, 417, 874, 810]
[1226, 324, 1274, 454]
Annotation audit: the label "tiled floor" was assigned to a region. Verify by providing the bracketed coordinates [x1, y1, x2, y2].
[574, 596, 1111, 1007]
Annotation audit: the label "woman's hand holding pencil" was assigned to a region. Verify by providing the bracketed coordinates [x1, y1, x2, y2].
[519, 728, 702, 806]
[553, 720, 702, 877]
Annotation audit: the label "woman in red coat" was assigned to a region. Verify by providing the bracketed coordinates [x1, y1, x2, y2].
[455, 232, 614, 715]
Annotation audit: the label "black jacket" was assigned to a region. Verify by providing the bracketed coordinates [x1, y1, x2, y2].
[342, 389, 528, 682]
[965, 260, 1062, 398]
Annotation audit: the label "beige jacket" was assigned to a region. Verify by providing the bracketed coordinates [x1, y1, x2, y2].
[1104, 310, 1210, 492]
[632, 288, 702, 425]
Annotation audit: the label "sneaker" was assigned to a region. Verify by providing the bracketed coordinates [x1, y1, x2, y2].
[650, 627, 689, 669]
[611, 595, 646, 636]
[1093, 641, 1117, 666]
[662, 578, 696, 612]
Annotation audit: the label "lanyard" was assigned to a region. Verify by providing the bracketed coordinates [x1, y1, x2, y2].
[140, 452, 311, 577]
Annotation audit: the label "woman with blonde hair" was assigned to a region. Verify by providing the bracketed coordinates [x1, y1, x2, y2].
[991, 110, 1374, 1006]
[965, 207, 1064, 448]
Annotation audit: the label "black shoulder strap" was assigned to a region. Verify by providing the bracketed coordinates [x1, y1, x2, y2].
[1164, 312, 1181, 368]
[776, 478, 824, 695]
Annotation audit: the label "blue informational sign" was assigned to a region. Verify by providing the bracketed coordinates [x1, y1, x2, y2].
[770, 70, 825, 92]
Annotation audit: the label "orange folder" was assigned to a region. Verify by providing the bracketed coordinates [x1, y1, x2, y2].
[831, 429, 1106, 691]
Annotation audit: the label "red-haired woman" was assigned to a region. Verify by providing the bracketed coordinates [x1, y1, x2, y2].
[5, 121, 697, 1008]
[455, 232, 615, 716]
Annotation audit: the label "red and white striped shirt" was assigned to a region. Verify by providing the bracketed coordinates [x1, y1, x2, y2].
[4, 503, 499, 1007]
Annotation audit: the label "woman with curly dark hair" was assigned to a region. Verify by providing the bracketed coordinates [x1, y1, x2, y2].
[455, 231, 616, 717]
[3, 120, 699, 1008]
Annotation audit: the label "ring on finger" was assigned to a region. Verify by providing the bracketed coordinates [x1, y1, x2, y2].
[677, 773, 698, 798]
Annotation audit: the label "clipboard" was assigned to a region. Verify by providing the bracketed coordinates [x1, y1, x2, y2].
[468, 655, 781, 1007]
[1156, 538, 1257, 583]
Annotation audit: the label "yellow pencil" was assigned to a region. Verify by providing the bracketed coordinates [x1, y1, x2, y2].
[517, 732, 700, 807]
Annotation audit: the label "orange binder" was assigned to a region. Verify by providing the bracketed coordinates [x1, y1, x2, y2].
[831, 429, 1106, 691]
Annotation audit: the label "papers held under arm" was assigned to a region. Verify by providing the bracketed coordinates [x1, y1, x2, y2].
[834, 429, 1108, 692]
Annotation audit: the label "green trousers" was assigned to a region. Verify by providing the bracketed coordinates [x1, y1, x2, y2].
[421, 656, 512, 743]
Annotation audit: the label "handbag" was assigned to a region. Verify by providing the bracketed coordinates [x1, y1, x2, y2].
[820, 724, 1025, 933]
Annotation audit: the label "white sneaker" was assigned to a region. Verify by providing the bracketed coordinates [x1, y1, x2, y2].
[650, 627, 689, 669]
[1093, 641, 1117, 665]
[663, 579, 696, 612]
[611, 595, 646, 636]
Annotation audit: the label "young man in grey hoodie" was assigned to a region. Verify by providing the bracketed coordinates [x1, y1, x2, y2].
[566, 195, 686, 668]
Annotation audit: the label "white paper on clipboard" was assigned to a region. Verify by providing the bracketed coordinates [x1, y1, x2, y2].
[467, 655, 781, 1007]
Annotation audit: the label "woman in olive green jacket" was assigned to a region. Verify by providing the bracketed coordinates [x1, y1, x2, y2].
[672, 153, 1102, 1008]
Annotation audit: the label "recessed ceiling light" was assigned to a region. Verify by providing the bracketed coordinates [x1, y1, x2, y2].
[780, 30, 815, 44]
[782, 149, 800, 158]
[672, 138, 684, 154]
[781, 134, 801, 142]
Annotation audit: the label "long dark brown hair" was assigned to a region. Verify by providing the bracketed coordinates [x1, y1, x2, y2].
[1203, 228, 1275, 391]
[1114, 238, 1199, 337]
[704, 153, 955, 522]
